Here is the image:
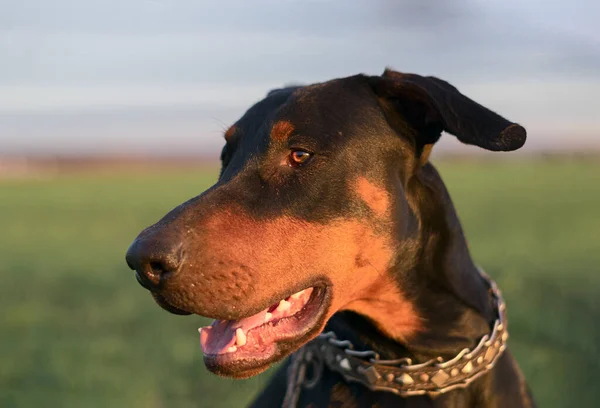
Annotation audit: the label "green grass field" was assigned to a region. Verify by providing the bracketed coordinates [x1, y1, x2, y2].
[1, 160, 599, 408]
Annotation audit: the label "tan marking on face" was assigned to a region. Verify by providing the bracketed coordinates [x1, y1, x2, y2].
[344, 275, 422, 343]
[270, 120, 295, 141]
[181, 206, 422, 341]
[224, 125, 236, 141]
[354, 177, 391, 217]
[419, 144, 434, 166]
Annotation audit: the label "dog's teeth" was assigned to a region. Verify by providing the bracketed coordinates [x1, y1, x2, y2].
[290, 290, 305, 300]
[227, 346, 237, 353]
[276, 299, 291, 313]
[235, 328, 247, 346]
[265, 312, 273, 322]
[198, 328, 202, 334]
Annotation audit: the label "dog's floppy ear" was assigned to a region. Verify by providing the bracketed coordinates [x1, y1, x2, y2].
[370, 69, 526, 152]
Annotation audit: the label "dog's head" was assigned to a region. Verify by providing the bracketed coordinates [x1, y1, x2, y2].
[125, 70, 525, 378]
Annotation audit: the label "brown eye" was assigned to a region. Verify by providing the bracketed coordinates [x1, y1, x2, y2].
[289, 150, 312, 166]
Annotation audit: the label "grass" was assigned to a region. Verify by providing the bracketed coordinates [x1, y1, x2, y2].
[1, 159, 599, 407]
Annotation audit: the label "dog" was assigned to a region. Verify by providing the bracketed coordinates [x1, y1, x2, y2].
[126, 69, 535, 407]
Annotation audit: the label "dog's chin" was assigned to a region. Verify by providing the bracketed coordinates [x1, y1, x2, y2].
[149, 284, 331, 378]
[203, 338, 296, 379]
[198, 285, 331, 378]
[202, 326, 327, 379]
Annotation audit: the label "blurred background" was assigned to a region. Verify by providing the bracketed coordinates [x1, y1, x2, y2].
[1, 1, 598, 407]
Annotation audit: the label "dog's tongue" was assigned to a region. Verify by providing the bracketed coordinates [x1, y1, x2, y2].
[199, 310, 267, 355]
[198, 288, 313, 355]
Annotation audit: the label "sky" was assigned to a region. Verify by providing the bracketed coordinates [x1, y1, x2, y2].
[1, 0, 599, 156]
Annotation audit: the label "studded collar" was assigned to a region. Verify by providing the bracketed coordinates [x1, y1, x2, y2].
[283, 269, 508, 407]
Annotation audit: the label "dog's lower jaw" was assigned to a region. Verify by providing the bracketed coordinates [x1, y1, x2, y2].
[203, 323, 326, 379]
[199, 286, 332, 378]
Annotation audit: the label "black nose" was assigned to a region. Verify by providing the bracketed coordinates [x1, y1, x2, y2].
[125, 235, 183, 290]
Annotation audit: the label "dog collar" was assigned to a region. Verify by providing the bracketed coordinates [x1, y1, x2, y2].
[283, 269, 508, 407]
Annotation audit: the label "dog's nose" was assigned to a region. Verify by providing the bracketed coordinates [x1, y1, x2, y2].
[125, 236, 183, 289]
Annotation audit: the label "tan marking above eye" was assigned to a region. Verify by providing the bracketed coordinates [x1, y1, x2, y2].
[270, 120, 295, 141]
[419, 144, 434, 167]
[224, 125, 236, 141]
[354, 177, 391, 217]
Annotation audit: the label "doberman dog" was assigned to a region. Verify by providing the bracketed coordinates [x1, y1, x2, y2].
[126, 69, 536, 407]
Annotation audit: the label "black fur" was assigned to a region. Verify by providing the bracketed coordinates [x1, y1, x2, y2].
[126, 70, 534, 407]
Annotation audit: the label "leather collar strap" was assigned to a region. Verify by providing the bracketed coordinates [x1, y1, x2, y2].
[283, 269, 508, 407]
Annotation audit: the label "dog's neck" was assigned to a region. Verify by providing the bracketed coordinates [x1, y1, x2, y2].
[329, 163, 496, 363]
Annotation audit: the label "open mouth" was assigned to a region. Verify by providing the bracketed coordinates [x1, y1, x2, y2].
[198, 285, 329, 376]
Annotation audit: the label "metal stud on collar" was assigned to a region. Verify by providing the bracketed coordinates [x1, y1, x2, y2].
[283, 268, 508, 406]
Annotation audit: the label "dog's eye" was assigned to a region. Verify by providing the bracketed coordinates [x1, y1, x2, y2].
[220, 146, 231, 167]
[289, 150, 312, 166]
